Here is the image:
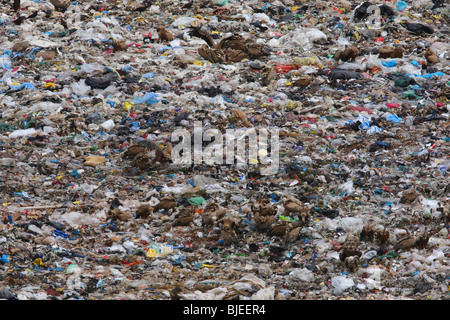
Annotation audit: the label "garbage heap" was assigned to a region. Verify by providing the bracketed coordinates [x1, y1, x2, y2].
[0, 0, 449, 300]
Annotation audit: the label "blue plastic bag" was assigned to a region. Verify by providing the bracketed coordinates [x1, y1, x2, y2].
[381, 60, 397, 68]
[132, 92, 158, 105]
[0, 254, 9, 264]
[386, 114, 403, 123]
[9, 82, 35, 90]
[396, 1, 408, 11]
[141, 72, 155, 79]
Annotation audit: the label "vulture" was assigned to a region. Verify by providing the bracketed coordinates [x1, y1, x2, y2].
[360, 221, 376, 242]
[267, 220, 291, 238]
[123, 139, 172, 171]
[339, 234, 362, 262]
[394, 229, 416, 251]
[399, 188, 419, 204]
[218, 216, 240, 245]
[376, 226, 390, 245]
[201, 202, 227, 229]
[283, 195, 310, 224]
[49, 0, 70, 12]
[414, 228, 430, 249]
[135, 204, 153, 219]
[157, 26, 175, 42]
[172, 206, 195, 227]
[188, 26, 270, 64]
[154, 195, 178, 213]
[252, 198, 277, 232]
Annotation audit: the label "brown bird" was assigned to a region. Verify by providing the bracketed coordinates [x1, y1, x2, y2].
[188, 26, 228, 63]
[224, 48, 247, 63]
[12, 41, 29, 52]
[154, 195, 177, 213]
[49, 0, 70, 12]
[376, 226, 390, 245]
[437, 202, 448, 226]
[189, 25, 216, 47]
[219, 216, 239, 231]
[135, 204, 153, 219]
[124, 139, 170, 170]
[399, 188, 419, 204]
[201, 202, 227, 229]
[377, 46, 404, 59]
[339, 234, 362, 262]
[197, 44, 227, 63]
[360, 221, 376, 242]
[252, 198, 277, 232]
[123, 139, 164, 159]
[284, 224, 301, 246]
[220, 33, 270, 59]
[254, 211, 276, 233]
[172, 206, 195, 227]
[189, 26, 270, 64]
[220, 229, 239, 245]
[414, 228, 430, 249]
[131, 149, 160, 171]
[267, 220, 291, 238]
[334, 46, 361, 62]
[283, 195, 303, 216]
[424, 47, 439, 64]
[251, 198, 276, 217]
[394, 229, 416, 251]
[293, 75, 312, 89]
[283, 195, 310, 225]
[107, 208, 132, 222]
[112, 39, 127, 52]
[244, 38, 271, 59]
[123, 145, 148, 160]
[157, 26, 174, 42]
[218, 215, 240, 245]
[344, 255, 360, 273]
[223, 35, 271, 60]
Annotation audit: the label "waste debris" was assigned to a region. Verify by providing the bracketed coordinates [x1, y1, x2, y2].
[0, 0, 449, 301]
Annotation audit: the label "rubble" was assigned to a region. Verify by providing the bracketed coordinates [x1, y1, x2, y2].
[0, 0, 449, 301]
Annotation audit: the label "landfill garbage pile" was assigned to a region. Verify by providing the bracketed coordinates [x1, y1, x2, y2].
[0, 0, 449, 300]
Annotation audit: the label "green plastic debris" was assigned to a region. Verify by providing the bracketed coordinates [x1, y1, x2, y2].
[188, 197, 206, 206]
[326, 115, 338, 122]
[65, 263, 82, 274]
[279, 215, 299, 222]
[375, 250, 399, 260]
[394, 75, 414, 87]
[402, 90, 419, 100]
[0, 123, 16, 132]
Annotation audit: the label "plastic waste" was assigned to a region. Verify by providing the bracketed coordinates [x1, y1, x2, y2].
[396, 1, 408, 11]
[0, 0, 448, 303]
[328, 69, 364, 80]
[331, 276, 354, 294]
[8, 128, 38, 138]
[289, 268, 315, 282]
[101, 119, 115, 131]
[404, 23, 434, 35]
